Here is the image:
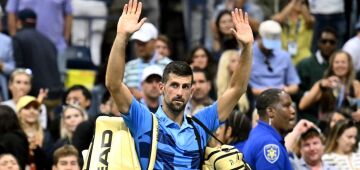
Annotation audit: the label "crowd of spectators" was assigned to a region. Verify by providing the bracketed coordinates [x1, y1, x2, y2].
[0, 0, 360, 169]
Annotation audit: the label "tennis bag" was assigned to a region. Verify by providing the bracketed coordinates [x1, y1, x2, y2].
[82, 114, 158, 170]
[186, 116, 251, 170]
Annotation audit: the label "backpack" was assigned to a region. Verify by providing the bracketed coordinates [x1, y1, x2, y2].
[186, 116, 251, 170]
[82, 114, 158, 170]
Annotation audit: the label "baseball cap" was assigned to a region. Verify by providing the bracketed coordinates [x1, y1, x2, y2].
[259, 20, 282, 50]
[16, 95, 40, 112]
[17, 8, 37, 24]
[130, 22, 158, 42]
[141, 65, 163, 82]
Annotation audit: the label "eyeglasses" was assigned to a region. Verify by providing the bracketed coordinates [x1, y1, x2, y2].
[264, 58, 273, 72]
[320, 39, 337, 45]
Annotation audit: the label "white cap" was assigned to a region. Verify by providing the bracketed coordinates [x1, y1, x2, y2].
[130, 22, 158, 42]
[259, 20, 282, 50]
[141, 65, 163, 82]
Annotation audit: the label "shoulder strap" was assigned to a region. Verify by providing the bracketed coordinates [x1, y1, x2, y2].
[147, 113, 158, 170]
[190, 116, 224, 145]
[186, 116, 203, 170]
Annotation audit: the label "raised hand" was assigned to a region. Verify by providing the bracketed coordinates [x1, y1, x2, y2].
[37, 88, 48, 104]
[117, 0, 147, 37]
[231, 8, 254, 47]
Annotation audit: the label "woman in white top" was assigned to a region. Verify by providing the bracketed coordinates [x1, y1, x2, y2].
[322, 119, 360, 169]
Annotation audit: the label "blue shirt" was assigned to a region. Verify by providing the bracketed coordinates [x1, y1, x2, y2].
[242, 121, 293, 170]
[123, 97, 220, 169]
[250, 42, 300, 89]
[0, 33, 15, 75]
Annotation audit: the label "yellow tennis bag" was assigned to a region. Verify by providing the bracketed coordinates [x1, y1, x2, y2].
[82, 114, 158, 170]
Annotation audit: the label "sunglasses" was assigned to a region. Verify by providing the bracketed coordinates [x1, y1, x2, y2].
[320, 39, 336, 45]
[264, 58, 273, 72]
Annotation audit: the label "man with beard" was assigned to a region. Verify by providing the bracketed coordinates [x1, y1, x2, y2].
[105, 0, 253, 169]
[184, 68, 213, 115]
[140, 65, 162, 113]
[243, 89, 296, 170]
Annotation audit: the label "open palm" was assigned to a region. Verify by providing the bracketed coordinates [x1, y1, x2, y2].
[117, 0, 146, 36]
[231, 9, 254, 46]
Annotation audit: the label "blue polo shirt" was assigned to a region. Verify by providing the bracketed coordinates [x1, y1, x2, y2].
[242, 121, 293, 170]
[123, 97, 219, 169]
[250, 42, 300, 89]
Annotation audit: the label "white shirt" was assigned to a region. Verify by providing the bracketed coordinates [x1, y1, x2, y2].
[308, 0, 344, 14]
[322, 152, 360, 170]
[343, 35, 360, 71]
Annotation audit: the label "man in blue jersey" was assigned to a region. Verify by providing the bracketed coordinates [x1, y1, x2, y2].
[243, 89, 296, 170]
[105, 0, 254, 169]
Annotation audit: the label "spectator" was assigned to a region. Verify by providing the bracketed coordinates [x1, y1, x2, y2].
[184, 68, 214, 115]
[243, 89, 295, 169]
[0, 154, 20, 170]
[155, 34, 172, 58]
[124, 22, 171, 99]
[12, 9, 63, 113]
[0, 105, 28, 170]
[187, 45, 217, 84]
[16, 95, 53, 170]
[53, 104, 88, 151]
[71, 0, 108, 66]
[52, 145, 80, 170]
[290, 128, 336, 170]
[299, 51, 360, 122]
[0, 31, 15, 101]
[343, 20, 360, 72]
[323, 120, 360, 169]
[250, 20, 300, 96]
[5, 0, 72, 53]
[1, 68, 48, 129]
[272, 0, 314, 65]
[64, 85, 92, 112]
[216, 50, 253, 115]
[214, 110, 251, 152]
[296, 27, 339, 122]
[140, 65, 163, 113]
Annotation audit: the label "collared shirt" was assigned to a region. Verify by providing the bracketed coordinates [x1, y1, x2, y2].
[123, 97, 219, 169]
[250, 42, 300, 90]
[6, 0, 72, 53]
[124, 54, 172, 89]
[243, 121, 293, 170]
[0, 33, 15, 75]
[290, 153, 336, 170]
[315, 50, 326, 65]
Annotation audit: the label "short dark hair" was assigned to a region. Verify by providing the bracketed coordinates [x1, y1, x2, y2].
[256, 89, 283, 118]
[300, 128, 324, 144]
[101, 91, 111, 104]
[53, 145, 79, 165]
[63, 85, 92, 102]
[192, 67, 211, 81]
[162, 61, 193, 83]
[0, 105, 22, 134]
[319, 27, 338, 40]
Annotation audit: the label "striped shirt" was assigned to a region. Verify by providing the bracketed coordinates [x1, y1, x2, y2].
[322, 152, 360, 170]
[124, 55, 172, 89]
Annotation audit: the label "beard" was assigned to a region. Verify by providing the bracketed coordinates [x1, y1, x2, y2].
[164, 97, 186, 114]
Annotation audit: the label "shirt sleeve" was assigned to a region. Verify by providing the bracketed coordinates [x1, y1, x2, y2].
[254, 143, 288, 170]
[285, 55, 300, 85]
[5, 0, 18, 13]
[122, 97, 152, 138]
[193, 102, 220, 132]
[2, 38, 15, 75]
[63, 0, 72, 14]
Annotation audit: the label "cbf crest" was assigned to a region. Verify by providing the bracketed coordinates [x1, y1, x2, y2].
[263, 144, 280, 164]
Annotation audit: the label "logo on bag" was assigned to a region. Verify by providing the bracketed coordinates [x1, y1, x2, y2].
[99, 130, 113, 168]
[263, 144, 279, 164]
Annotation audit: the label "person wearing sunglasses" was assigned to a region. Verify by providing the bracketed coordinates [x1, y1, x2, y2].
[250, 20, 300, 97]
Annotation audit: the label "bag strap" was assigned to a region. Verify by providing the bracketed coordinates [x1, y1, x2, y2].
[147, 113, 158, 170]
[186, 116, 204, 170]
[189, 116, 224, 145]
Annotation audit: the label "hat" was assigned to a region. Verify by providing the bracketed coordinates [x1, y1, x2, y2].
[141, 65, 163, 82]
[259, 20, 282, 50]
[16, 95, 40, 112]
[17, 8, 37, 24]
[130, 23, 158, 42]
